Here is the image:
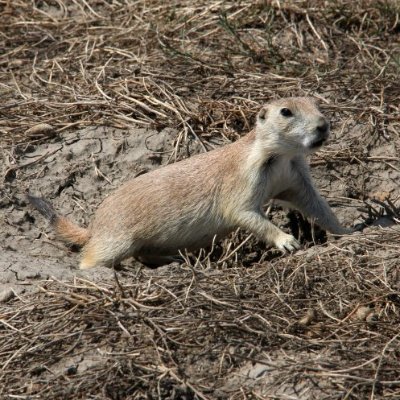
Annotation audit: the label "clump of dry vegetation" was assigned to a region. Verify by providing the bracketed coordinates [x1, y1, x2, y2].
[2, 0, 399, 151]
[1, 0, 400, 399]
[1, 231, 400, 399]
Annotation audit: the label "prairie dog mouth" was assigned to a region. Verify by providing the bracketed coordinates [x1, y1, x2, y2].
[309, 137, 326, 149]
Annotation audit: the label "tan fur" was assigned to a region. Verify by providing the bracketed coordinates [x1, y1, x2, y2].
[55, 216, 90, 247]
[31, 97, 351, 269]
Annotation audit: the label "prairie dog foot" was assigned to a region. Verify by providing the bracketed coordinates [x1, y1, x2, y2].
[273, 232, 300, 252]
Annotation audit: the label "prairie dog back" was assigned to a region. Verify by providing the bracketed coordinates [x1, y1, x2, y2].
[28, 97, 351, 269]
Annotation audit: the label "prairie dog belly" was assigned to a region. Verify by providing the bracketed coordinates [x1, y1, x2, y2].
[137, 207, 233, 256]
[139, 227, 232, 257]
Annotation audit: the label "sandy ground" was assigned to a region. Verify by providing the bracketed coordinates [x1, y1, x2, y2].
[1, 126, 179, 297]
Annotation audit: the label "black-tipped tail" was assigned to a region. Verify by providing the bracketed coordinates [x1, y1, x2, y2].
[27, 194, 58, 224]
[27, 194, 90, 247]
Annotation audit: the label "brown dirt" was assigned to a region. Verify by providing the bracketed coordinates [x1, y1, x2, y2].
[1, 1, 400, 399]
[1, 126, 178, 296]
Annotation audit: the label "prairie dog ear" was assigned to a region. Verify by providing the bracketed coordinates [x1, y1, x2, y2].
[257, 105, 269, 122]
[309, 96, 320, 106]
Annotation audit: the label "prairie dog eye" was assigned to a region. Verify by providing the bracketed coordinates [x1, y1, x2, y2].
[280, 108, 293, 117]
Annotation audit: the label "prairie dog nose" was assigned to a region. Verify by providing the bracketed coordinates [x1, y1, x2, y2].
[316, 118, 329, 137]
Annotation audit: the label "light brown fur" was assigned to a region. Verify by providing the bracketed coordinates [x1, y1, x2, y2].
[56, 217, 90, 247]
[29, 97, 351, 269]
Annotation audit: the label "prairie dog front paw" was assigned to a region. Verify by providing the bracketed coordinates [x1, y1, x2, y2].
[274, 232, 300, 252]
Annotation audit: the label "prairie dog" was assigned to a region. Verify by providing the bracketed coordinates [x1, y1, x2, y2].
[28, 97, 351, 269]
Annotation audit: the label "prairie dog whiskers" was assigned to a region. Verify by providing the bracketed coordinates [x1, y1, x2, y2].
[28, 97, 351, 269]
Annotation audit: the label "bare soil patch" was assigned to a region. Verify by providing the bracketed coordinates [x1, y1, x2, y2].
[1, 1, 399, 399]
[1, 126, 178, 296]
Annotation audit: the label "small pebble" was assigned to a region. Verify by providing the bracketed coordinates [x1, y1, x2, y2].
[0, 289, 15, 303]
[25, 123, 55, 138]
[354, 306, 372, 321]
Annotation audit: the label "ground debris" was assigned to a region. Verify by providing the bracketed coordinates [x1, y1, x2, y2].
[1, 229, 400, 399]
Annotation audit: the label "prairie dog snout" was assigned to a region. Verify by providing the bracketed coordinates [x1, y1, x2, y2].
[28, 97, 351, 269]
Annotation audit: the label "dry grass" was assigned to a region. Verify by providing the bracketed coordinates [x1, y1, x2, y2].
[1, 230, 400, 399]
[2, 0, 399, 152]
[1, 0, 400, 399]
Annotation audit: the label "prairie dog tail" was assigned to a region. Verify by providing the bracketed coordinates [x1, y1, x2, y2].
[27, 194, 90, 247]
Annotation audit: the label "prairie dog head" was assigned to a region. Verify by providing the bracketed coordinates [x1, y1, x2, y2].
[256, 97, 329, 155]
